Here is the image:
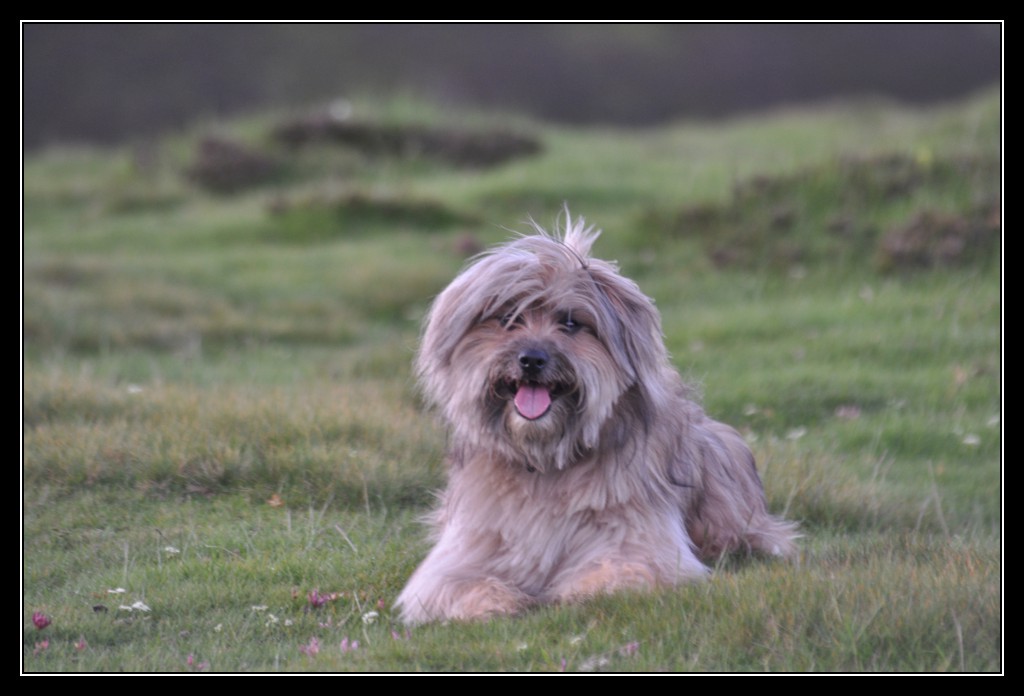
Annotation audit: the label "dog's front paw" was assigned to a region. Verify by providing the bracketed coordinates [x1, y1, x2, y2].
[448, 577, 530, 621]
[397, 576, 529, 624]
[549, 560, 660, 603]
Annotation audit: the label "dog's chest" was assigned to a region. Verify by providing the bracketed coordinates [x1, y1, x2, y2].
[450, 463, 655, 577]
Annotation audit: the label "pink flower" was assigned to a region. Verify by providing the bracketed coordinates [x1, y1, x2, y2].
[340, 636, 359, 653]
[74, 638, 88, 652]
[32, 611, 51, 630]
[33, 640, 49, 655]
[620, 641, 640, 656]
[186, 654, 209, 671]
[299, 636, 321, 657]
[307, 589, 340, 609]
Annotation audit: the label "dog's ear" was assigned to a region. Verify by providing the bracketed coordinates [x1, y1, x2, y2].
[417, 268, 483, 377]
[416, 248, 526, 383]
[586, 261, 670, 387]
[555, 212, 670, 387]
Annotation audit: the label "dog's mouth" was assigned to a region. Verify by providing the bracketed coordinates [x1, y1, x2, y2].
[497, 380, 567, 421]
[513, 382, 552, 420]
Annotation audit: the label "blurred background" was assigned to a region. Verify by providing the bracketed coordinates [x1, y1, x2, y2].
[22, 22, 1001, 150]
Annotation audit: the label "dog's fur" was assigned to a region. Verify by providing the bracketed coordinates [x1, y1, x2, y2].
[395, 214, 798, 624]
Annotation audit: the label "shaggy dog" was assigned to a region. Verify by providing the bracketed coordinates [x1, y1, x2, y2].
[395, 214, 797, 624]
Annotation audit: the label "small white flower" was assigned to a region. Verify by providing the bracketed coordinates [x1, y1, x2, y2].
[126, 384, 143, 394]
[569, 634, 585, 645]
[962, 434, 980, 446]
[163, 546, 180, 555]
[786, 427, 807, 441]
[108, 588, 127, 594]
[214, 624, 223, 632]
[580, 656, 610, 672]
[361, 610, 379, 625]
[284, 619, 294, 627]
[516, 642, 529, 652]
[131, 600, 151, 612]
[251, 605, 269, 612]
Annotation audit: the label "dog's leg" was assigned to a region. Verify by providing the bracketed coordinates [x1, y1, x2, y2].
[545, 514, 708, 604]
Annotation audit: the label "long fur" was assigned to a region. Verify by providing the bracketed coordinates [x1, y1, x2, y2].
[395, 213, 798, 623]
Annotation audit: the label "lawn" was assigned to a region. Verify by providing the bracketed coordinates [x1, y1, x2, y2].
[23, 89, 1001, 672]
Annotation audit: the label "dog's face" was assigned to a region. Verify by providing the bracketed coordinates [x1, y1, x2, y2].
[417, 220, 671, 472]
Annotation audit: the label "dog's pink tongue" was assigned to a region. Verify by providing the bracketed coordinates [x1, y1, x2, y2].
[514, 384, 552, 420]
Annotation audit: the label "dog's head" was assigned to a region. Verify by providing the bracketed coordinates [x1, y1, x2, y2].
[417, 214, 673, 472]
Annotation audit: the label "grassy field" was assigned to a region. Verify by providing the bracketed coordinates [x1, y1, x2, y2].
[22, 89, 1001, 672]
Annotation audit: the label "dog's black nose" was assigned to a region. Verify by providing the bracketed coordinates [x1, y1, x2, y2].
[518, 347, 549, 376]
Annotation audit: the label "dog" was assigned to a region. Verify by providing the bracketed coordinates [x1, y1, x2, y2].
[395, 213, 798, 624]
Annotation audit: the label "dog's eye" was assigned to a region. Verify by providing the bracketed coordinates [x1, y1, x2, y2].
[499, 313, 523, 330]
[560, 314, 583, 334]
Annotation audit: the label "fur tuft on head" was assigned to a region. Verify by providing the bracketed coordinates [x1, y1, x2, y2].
[521, 208, 601, 263]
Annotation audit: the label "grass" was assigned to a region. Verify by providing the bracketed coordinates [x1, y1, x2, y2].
[23, 88, 1001, 672]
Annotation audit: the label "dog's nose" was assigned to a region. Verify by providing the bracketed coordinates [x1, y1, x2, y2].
[518, 347, 549, 376]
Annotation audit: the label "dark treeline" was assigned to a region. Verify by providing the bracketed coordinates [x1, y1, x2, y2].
[22, 23, 1001, 149]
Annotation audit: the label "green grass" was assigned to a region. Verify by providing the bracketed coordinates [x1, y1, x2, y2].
[23, 89, 1001, 672]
